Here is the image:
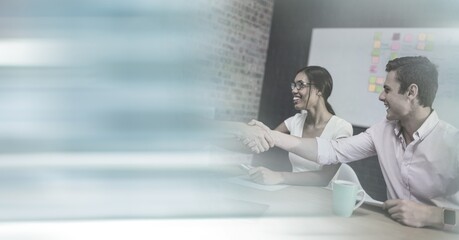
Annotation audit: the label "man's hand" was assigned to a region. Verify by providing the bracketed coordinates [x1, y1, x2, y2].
[236, 120, 274, 153]
[248, 166, 284, 185]
[383, 199, 443, 228]
[248, 119, 272, 132]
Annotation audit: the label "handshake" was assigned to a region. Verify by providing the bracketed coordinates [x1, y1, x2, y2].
[236, 120, 276, 153]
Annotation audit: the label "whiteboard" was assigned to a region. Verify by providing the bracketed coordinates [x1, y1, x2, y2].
[308, 28, 459, 128]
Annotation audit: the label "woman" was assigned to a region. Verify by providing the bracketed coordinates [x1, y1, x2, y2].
[248, 66, 352, 186]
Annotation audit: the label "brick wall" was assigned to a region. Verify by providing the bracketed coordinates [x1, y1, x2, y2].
[202, 0, 274, 122]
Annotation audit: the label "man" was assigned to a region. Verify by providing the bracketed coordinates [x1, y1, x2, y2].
[241, 56, 459, 231]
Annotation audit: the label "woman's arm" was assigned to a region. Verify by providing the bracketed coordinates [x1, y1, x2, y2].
[280, 164, 340, 186]
[249, 164, 340, 187]
[245, 119, 319, 160]
[211, 121, 274, 153]
[271, 130, 319, 161]
[273, 121, 290, 133]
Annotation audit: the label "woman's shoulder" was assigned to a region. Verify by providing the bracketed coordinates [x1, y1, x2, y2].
[329, 115, 352, 128]
[285, 112, 307, 123]
[322, 115, 353, 138]
[284, 112, 307, 131]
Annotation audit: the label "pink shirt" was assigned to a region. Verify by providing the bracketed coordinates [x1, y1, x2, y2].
[317, 111, 459, 208]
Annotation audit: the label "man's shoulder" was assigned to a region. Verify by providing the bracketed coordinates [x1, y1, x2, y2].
[436, 121, 459, 147]
[370, 118, 398, 129]
[438, 120, 459, 134]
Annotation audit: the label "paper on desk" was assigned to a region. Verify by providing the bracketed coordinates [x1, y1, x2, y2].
[363, 195, 384, 207]
[227, 175, 289, 191]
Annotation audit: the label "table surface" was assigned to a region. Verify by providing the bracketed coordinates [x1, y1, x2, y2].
[0, 153, 456, 239]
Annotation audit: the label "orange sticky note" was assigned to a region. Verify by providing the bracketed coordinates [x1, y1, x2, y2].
[368, 84, 376, 92]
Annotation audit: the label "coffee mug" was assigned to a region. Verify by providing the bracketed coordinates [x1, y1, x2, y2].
[332, 180, 365, 217]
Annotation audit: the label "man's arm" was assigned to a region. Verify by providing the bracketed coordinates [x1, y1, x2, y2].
[210, 121, 274, 153]
[245, 120, 319, 161]
[384, 200, 459, 232]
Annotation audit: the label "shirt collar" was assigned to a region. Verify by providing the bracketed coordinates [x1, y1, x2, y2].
[416, 110, 439, 140]
[394, 110, 439, 141]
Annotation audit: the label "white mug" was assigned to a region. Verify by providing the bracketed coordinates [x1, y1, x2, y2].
[332, 180, 365, 217]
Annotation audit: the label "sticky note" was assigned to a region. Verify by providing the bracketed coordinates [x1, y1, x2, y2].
[404, 34, 413, 42]
[370, 65, 377, 73]
[376, 77, 385, 85]
[374, 32, 382, 40]
[372, 49, 381, 56]
[418, 33, 427, 41]
[368, 84, 376, 92]
[417, 42, 426, 50]
[392, 33, 400, 41]
[369, 76, 377, 84]
[425, 42, 434, 51]
[372, 56, 380, 64]
[376, 85, 383, 93]
[373, 41, 381, 48]
[391, 42, 400, 50]
[390, 52, 398, 60]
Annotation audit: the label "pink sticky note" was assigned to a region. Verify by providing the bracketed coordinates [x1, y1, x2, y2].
[372, 56, 380, 64]
[391, 42, 400, 50]
[370, 65, 377, 73]
[404, 34, 413, 42]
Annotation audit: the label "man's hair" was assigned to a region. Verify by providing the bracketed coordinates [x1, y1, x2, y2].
[385, 56, 438, 108]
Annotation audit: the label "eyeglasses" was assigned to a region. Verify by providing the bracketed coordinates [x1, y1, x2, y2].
[290, 82, 314, 90]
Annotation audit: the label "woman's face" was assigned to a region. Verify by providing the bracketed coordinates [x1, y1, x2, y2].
[291, 72, 317, 110]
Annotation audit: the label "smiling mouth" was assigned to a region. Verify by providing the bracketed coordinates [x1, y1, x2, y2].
[293, 96, 301, 104]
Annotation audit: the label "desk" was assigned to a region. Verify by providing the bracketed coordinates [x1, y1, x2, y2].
[224, 185, 456, 239]
[0, 153, 456, 239]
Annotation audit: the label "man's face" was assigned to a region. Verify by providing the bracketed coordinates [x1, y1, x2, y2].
[378, 71, 411, 121]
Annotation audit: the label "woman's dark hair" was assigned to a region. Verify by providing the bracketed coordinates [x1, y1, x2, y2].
[296, 66, 335, 115]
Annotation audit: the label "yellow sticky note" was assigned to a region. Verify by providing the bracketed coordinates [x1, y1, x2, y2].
[418, 33, 427, 41]
[368, 84, 376, 92]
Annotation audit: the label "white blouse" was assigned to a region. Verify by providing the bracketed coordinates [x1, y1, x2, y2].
[284, 112, 353, 172]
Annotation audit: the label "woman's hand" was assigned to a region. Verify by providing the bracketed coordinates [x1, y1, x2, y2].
[248, 166, 284, 185]
[237, 120, 274, 153]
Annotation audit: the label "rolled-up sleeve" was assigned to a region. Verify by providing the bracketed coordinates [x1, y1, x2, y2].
[316, 131, 377, 165]
[316, 137, 337, 165]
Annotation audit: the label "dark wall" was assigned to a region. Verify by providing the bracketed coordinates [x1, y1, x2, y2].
[260, 0, 459, 127]
[255, 0, 459, 201]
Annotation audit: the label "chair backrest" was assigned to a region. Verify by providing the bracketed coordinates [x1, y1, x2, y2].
[325, 163, 359, 189]
[327, 163, 379, 203]
[335, 163, 360, 183]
